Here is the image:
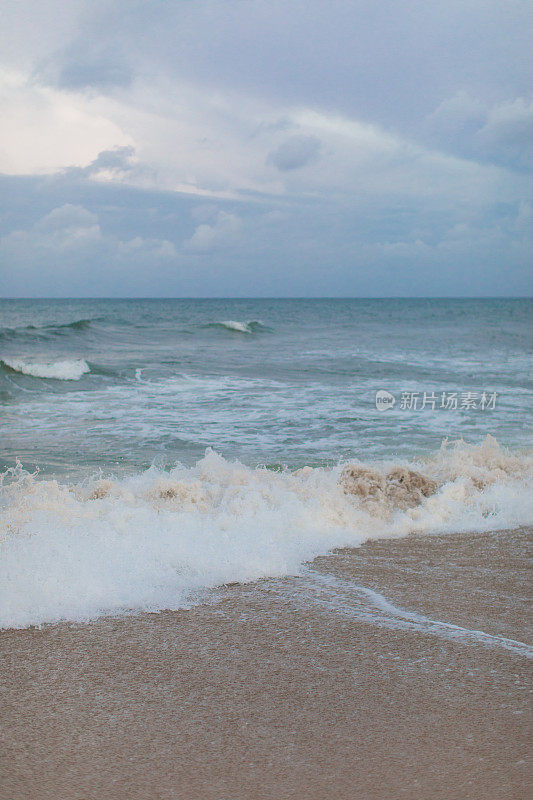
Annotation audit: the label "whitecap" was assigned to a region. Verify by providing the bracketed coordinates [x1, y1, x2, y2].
[220, 320, 253, 333]
[1, 357, 90, 381]
[0, 438, 531, 629]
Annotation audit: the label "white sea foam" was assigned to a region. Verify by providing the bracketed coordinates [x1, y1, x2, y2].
[2, 357, 90, 380]
[0, 438, 531, 629]
[220, 320, 253, 333]
[272, 573, 533, 658]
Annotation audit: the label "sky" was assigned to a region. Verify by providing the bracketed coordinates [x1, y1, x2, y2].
[0, 0, 532, 297]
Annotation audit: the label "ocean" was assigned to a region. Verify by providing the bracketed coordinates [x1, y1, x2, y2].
[0, 298, 532, 629]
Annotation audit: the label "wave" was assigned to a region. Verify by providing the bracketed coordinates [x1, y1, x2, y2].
[1, 358, 90, 380]
[0, 437, 531, 630]
[203, 320, 268, 334]
[0, 317, 270, 342]
[274, 572, 533, 658]
[0, 318, 100, 342]
[47, 318, 95, 332]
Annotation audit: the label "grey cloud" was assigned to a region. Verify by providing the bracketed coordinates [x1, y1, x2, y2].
[424, 93, 533, 170]
[1, 174, 531, 297]
[1, 1, 532, 296]
[9, 203, 102, 252]
[57, 58, 132, 91]
[37, 42, 133, 91]
[56, 147, 159, 189]
[251, 117, 292, 138]
[0, 203, 176, 275]
[477, 98, 533, 170]
[63, 146, 138, 179]
[186, 211, 243, 252]
[424, 92, 487, 143]
[87, 146, 136, 173]
[18, 2, 533, 170]
[37, 0, 532, 132]
[267, 135, 321, 171]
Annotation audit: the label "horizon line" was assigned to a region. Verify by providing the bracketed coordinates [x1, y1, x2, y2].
[1, 296, 532, 301]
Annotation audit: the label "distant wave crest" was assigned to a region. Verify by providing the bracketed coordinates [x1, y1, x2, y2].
[1, 357, 90, 380]
[50, 318, 95, 332]
[0, 318, 100, 342]
[203, 320, 268, 334]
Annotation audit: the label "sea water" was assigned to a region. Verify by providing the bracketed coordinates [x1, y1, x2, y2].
[1, 298, 531, 628]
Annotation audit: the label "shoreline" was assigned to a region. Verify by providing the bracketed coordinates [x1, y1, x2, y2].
[1, 528, 531, 799]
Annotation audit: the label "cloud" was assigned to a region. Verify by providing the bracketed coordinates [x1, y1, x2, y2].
[61, 145, 148, 183]
[82, 145, 136, 176]
[0, 180, 531, 297]
[35, 36, 133, 91]
[0, 68, 132, 175]
[477, 97, 533, 169]
[186, 211, 243, 252]
[424, 92, 533, 170]
[0, 63, 521, 208]
[0, 203, 177, 287]
[0, 1, 531, 297]
[53, 47, 133, 91]
[0, 0, 86, 74]
[424, 91, 487, 142]
[3, 204, 102, 252]
[26, 0, 532, 133]
[266, 135, 321, 171]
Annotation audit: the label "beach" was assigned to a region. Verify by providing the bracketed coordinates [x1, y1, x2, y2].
[2, 527, 530, 800]
[2, 0, 532, 793]
[1, 298, 532, 797]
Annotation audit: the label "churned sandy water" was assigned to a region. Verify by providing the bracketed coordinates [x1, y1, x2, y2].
[1, 528, 530, 800]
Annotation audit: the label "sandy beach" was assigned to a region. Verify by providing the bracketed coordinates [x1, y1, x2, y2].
[2, 0, 532, 794]
[1, 528, 530, 800]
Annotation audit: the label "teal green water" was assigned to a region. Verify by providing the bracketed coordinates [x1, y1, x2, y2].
[1, 298, 531, 477]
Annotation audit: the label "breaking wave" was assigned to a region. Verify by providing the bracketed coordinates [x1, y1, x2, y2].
[0, 317, 270, 343]
[0, 437, 531, 630]
[204, 320, 268, 334]
[1, 358, 90, 380]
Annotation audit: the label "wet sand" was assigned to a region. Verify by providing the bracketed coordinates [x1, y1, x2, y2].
[1, 528, 531, 800]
